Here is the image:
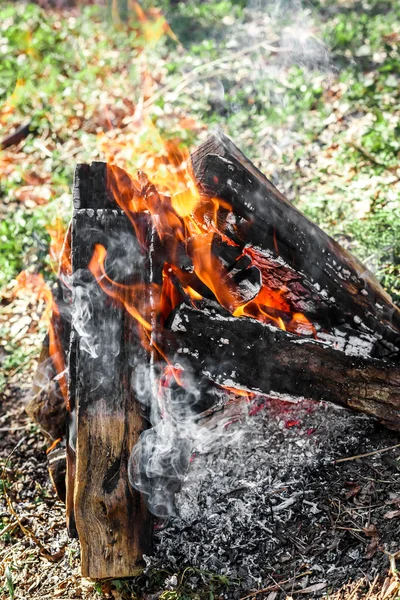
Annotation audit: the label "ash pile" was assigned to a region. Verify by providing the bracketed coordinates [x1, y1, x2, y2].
[152, 398, 400, 596]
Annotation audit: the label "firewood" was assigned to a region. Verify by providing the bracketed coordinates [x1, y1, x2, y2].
[69, 163, 154, 578]
[190, 133, 400, 360]
[30, 133, 400, 579]
[163, 301, 400, 430]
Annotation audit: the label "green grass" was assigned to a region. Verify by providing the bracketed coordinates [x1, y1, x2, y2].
[1, 0, 399, 299]
[0, 207, 51, 289]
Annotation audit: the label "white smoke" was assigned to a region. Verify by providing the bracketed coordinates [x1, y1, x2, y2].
[128, 358, 247, 517]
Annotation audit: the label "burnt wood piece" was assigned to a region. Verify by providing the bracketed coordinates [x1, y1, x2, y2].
[164, 302, 400, 431]
[47, 441, 67, 503]
[26, 279, 71, 503]
[69, 163, 154, 578]
[0, 121, 36, 150]
[190, 134, 400, 360]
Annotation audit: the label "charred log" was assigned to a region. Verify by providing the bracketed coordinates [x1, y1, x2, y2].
[191, 134, 400, 360]
[163, 302, 400, 430]
[68, 163, 154, 578]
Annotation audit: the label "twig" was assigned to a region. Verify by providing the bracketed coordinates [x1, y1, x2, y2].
[379, 547, 400, 576]
[347, 579, 364, 600]
[334, 443, 400, 464]
[0, 122, 35, 150]
[0, 522, 18, 537]
[349, 141, 400, 182]
[239, 571, 312, 600]
[366, 574, 379, 599]
[0, 426, 30, 433]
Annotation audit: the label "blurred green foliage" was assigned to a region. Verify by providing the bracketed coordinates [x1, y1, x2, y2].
[0, 208, 51, 289]
[0, 0, 399, 296]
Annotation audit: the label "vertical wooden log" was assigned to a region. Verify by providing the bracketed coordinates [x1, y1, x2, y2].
[68, 163, 153, 578]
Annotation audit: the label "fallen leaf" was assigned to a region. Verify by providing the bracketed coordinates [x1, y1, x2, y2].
[363, 524, 379, 558]
[22, 170, 50, 186]
[365, 537, 379, 559]
[386, 497, 400, 505]
[285, 419, 301, 428]
[344, 482, 361, 499]
[295, 582, 327, 594]
[14, 184, 52, 206]
[364, 523, 378, 535]
[39, 546, 66, 562]
[384, 510, 400, 519]
[383, 580, 400, 600]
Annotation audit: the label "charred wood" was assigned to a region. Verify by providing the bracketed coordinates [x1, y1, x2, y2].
[191, 134, 400, 360]
[164, 302, 400, 431]
[69, 164, 154, 578]
[47, 441, 67, 503]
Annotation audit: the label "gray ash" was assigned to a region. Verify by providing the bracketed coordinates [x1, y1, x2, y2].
[149, 398, 400, 596]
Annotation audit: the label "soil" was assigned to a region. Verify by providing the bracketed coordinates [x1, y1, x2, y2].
[2, 375, 400, 599]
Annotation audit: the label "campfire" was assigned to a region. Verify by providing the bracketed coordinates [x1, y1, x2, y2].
[28, 132, 400, 579]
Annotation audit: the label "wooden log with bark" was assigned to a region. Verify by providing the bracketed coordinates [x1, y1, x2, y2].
[68, 163, 154, 577]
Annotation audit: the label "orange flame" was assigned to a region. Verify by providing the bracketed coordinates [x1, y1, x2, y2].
[14, 271, 69, 406]
[42, 123, 316, 405]
[96, 127, 316, 340]
[88, 243, 155, 333]
[47, 218, 72, 277]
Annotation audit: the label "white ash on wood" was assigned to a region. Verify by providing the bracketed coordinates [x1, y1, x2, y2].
[191, 134, 400, 360]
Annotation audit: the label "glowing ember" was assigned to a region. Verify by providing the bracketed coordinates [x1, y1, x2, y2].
[94, 131, 316, 338]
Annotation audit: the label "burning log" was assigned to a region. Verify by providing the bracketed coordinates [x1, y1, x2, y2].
[68, 163, 153, 577]
[191, 134, 400, 360]
[163, 301, 400, 430]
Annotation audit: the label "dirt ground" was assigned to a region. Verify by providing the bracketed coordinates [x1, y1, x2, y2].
[2, 360, 400, 599]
